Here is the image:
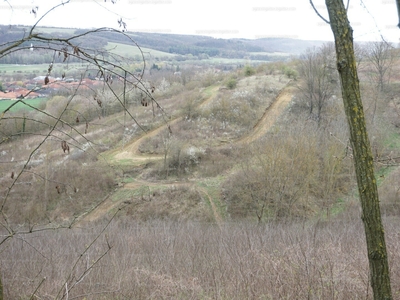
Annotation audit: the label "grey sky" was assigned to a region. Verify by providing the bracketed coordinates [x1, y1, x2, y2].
[0, 0, 398, 42]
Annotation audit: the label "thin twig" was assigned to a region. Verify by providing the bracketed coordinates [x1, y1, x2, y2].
[56, 203, 129, 300]
[29, 277, 46, 300]
[309, 0, 330, 24]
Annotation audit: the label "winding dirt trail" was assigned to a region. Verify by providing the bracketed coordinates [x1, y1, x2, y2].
[113, 86, 220, 163]
[197, 186, 223, 228]
[77, 180, 190, 224]
[237, 84, 295, 145]
[77, 82, 295, 225]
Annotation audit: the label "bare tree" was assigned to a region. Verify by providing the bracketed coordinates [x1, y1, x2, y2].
[365, 41, 395, 93]
[225, 129, 321, 222]
[298, 43, 338, 125]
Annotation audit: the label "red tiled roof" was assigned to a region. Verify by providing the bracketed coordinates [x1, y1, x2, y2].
[0, 89, 40, 100]
[0, 78, 102, 99]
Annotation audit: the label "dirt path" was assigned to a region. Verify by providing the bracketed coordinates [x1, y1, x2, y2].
[74, 193, 115, 225]
[197, 186, 223, 228]
[77, 82, 295, 225]
[237, 84, 295, 145]
[77, 179, 223, 225]
[114, 86, 220, 162]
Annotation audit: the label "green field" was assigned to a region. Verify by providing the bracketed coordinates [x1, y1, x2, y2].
[35, 27, 76, 35]
[0, 98, 47, 112]
[249, 51, 291, 56]
[106, 42, 176, 59]
[0, 64, 50, 73]
[0, 63, 87, 74]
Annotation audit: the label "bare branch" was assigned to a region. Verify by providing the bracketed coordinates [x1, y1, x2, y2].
[309, 0, 330, 24]
[346, 0, 350, 12]
[56, 202, 129, 299]
[397, 0, 400, 28]
[0, 82, 84, 212]
[29, 1, 71, 36]
[29, 277, 46, 300]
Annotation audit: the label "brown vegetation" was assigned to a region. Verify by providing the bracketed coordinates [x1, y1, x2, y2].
[2, 216, 400, 299]
[2, 52, 400, 297]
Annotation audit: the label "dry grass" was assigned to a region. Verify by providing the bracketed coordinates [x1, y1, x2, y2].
[2, 215, 400, 299]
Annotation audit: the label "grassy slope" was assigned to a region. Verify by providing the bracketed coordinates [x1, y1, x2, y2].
[105, 42, 176, 58]
[0, 64, 50, 72]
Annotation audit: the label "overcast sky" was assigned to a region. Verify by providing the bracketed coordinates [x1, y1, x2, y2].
[0, 0, 398, 42]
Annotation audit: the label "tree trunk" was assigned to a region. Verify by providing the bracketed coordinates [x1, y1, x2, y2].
[0, 274, 3, 300]
[325, 0, 392, 299]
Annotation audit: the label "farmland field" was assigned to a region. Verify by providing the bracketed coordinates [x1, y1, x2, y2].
[106, 42, 175, 58]
[0, 98, 46, 112]
[0, 63, 86, 74]
[0, 64, 50, 73]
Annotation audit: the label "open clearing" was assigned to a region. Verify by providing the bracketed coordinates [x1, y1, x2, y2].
[78, 81, 294, 225]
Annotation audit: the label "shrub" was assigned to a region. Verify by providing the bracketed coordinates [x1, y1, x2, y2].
[284, 67, 298, 80]
[243, 65, 255, 77]
[225, 77, 237, 89]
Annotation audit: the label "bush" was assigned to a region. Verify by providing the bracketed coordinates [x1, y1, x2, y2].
[165, 145, 205, 177]
[243, 65, 255, 77]
[225, 77, 237, 89]
[284, 67, 298, 80]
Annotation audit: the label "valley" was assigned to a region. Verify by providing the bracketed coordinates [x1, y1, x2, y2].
[2, 22, 400, 299]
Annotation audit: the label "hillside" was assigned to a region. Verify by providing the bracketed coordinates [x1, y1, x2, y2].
[3, 44, 400, 299]
[0, 25, 327, 64]
[2, 56, 400, 225]
[2, 0, 400, 295]
[75, 79, 296, 225]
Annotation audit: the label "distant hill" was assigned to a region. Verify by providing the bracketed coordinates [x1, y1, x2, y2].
[241, 38, 326, 55]
[0, 25, 327, 63]
[123, 32, 327, 58]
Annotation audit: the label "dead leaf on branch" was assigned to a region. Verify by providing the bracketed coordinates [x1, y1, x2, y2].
[94, 95, 102, 108]
[73, 46, 80, 56]
[141, 98, 149, 107]
[44, 76, 49, 85]
[30, 6, 39, 18]
[118, 18, 127, 32]
[105, 74, 113, 84]
[61, 46, 68, 62]
[61, 140, 70, 154]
